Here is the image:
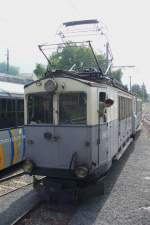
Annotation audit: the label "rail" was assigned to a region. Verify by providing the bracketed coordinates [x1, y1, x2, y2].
[0, 171, 25, 183]
[0, 181, 33, 198]
[10, 202, 41, 225]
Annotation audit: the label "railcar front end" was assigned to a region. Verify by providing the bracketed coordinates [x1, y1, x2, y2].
[24, 77, 91, 181]
[24, 75, 112, 182]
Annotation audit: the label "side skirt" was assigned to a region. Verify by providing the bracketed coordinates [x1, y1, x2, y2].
[114, 138, 133, 160]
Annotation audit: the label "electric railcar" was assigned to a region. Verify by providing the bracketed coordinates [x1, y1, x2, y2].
[23, 70, 142, 182]
[0, 79, 25, 171]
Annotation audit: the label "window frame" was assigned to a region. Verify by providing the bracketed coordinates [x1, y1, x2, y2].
[58, 91, 87, 125]
[118, 95, 132, 121]
[27, 92, 54, 125]
[0, 97, 24, 130]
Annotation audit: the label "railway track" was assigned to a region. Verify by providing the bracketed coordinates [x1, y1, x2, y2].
[0, 176, 77, 225]
[0, 177, 41, 225]
[10, 200, 77, 225]
[0, 172, 33, 197]
[0, 181, 33, 198]
[7, 178, 103, 225]
[10, 202, 41, 225]
[0, 171, 25, 183]
[3, 176, 80, 225]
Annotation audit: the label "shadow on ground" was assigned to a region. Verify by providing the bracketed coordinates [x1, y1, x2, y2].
[70, 130, 142, 225]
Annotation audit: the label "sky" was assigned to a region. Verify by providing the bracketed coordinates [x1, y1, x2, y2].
[0, 0, 150, 91]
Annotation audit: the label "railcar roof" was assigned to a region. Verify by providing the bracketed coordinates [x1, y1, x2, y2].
[0, 81, 24, 98]
[24, 70, 135, 96]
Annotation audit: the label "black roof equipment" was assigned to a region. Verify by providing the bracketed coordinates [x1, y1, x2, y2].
[63, 19, 99, 27]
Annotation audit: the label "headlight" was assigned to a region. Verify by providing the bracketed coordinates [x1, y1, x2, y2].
[74, 166, 89, 179]
[22, 159, 33, 173]
[44, 80, 58, 92]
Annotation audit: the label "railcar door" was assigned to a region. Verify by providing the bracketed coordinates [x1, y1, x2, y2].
[98, 91, 109, 167]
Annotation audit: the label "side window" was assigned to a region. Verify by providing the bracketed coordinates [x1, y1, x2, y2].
[99, 92, 106, 102]
[0, 99, 5, 129]
[119, 96, 126, 120]
[0, 98, 16, 129]
[8, 99, 17, 128]
[129, 99, 132, 116]
[120, 97, 122, 120]
[118, 96, 120, 120]
[124, 97, 126, 119]
[99, 92, 106, 122]
[16, 99, 24, 126]
[123, 97, 125, 119]
[0, 98, 25, 129]
[7, 99, 13, 127]
[1, 99, 9, 128]
[118, 96, 132, 121]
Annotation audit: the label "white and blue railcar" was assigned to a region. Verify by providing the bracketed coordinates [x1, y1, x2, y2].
[24, 71, 142, 182]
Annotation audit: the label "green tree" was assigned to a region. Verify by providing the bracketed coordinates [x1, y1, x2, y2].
[0, 62, 19, 75]
[141, 83, 148, 101]
[33, 63, 46, 78]
[110, 69, 123, 82]
[132, 84, 141, 95]
[131, 83, 148, 102]
[50, 45, 107, 72]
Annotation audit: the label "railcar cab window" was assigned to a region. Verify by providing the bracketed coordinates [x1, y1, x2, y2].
[28, 94, 53, 124]
[59, 93, 87, 124]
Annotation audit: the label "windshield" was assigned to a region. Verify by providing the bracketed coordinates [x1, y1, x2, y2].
[28, 93, 53, 124]
[59, 93, 87, 124]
